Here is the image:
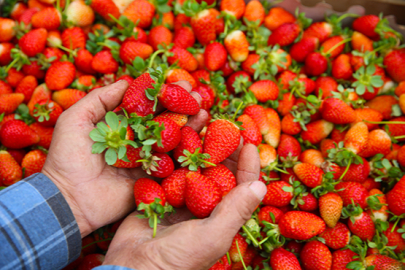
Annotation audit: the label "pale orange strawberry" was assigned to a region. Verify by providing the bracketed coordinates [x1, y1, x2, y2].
[0, 94, 25, 115]
[65, 0, 95, 27]
[0, 18, 16, 42]
[148, 25, 173, 50]
[52, 89, 86, 110]
[244, 105, 271, 136]
[224, 30, 249, 62]
[351, 31, 373, 52]
[352, 108, 383, 130]
[258, 143, 277, 169]
[293, 162, 324, 188]
[365, 95, 398, 120]
[243, 0, 265, 25]
[263, 108, 280, 148]
[168, 46, 198, 72]
[319, 193, 343, 228]
[0, 151, 22, 186]
[15, 75, 38, 103]
[248, 80, 279, 103]
[21, 149, 47, 177]
[359, 129, 391, 158]
[344, 122, 369, 154]
[264, 7, 296, 31]
[299, 149, 325, 168]
[220, 0, 245, 19]
[122, 0, 155, 29]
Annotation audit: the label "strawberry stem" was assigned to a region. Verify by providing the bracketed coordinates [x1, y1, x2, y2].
[394, 135, 405, 140]
[5, 58, 19, 73]
[235, 239, 247, 270]
[339, 157, 352, 180]
[148, 49, 165, 68]
[391, 217, 400, 232]
[152, 212, 158, 238]
[258, 236, 269, 245]
[226, 252, 231, 265]
[242, 225, 261, 249]
[335, 13, 359, 24]
[273, 167, 289, 174]
[363, 120, 405, 125]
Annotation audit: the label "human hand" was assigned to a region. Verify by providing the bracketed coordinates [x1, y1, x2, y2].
[102, 143, 267, 270]
[41, 80, 207, 237]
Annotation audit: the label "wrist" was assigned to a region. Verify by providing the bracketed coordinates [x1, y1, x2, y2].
[41, 169, 92, 238]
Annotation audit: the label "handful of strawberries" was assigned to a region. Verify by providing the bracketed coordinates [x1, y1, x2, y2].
[2, 0, 405, 268]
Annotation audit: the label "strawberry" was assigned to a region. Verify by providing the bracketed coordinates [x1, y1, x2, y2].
[0, 42, 14, 66]
[383, 49, 405, 83]
[187, 8, 216, 46]
[144, 153, 174, 178]
[300, 241, 332, 270]
[6, 68, 25, 88]
[173, 26, 195, 49]
[364, 254, 405, 270]
[75, 49, 96, 75]
[387, 116, 405, 142]
[122, 0, 155, 29]
[319, 192, 343, 228]
[52, 89, 86, 110]
[168, 46, 198, 72]
[293, 163, 324, 188]
[185, 171, 222, 218]
[258, 143, 277, 169]
[28, 84, 52, 114]
[290, 36, 319, 62]
[202, 164, 236, 195]
[161, 167, 195, 208]
[365, 95, 397, 120]
[19, 28, 47, 57]
[343, 204, 375, 241]
[332, 249, 358, 270]
[0, 18, 16, 42]
[297, 193, 318, 212]
[281, 113, 302, 136]
[165, 69, 197, 87]
[277, 93, 296, 116]
[31, 7, 61, 30]
[33, 100, 63, 127]
[227, 71, 251, 93]
[173, 126, 202, 166]
[241, 54, 259, 76]
[352, 108, 383, 130]
[303, 21, 332, 43]
[112, 146, 142, 169]
[305, 52, 328, 76]
[220, 0, 245, 19]
[122, 73, 155, 116]
[257, 206, 284, 225]
[336, 182, 369, 208]
[268, 22, 300, 47]
[352, 15, 380, 39]
[87, 0, 120, 22]
[229, 234, 248, 263]
[262, 181, 293, 207]
[351, 31, 373, 52]
[237, 114, 261, 146]
[0, 119, 40, 149]
[278, 211, 326, 240]
[224, 30, 249, 62]
[315, 76, 338, 98]
[344, 122, 368, 154]
[321, 35, 345, 58]
[191, 84, 215, 110]
[0, 150, 22, 186]
[45, 61, 76, 90]
[319, 222, 350, 250]
[148, 25, 173, 51]
[91, 50, 118, 74]
[243, 0, 265, 26]
[299, 149, 324, 168]
[248, 80, 279, 103]
[359, 129, 391, 158]
[61, 27, 86, 50]
[263, 108, 281, 148]
[270, 247, 302, 270]
[15, 75, 37, 103]
[7, 149, 26, 165]
[204, 42, 227, 71]
[21, 149, 47, 177]
[321, 98, 356, 124]
[264, 7, 296, 31]
[202, 117, 240, 166]
[301, 119, 334, 145]
[386, 176, 405, 216]
[277, 134, 301, 166]
[383, 222, 405, 252]
[332, 54, 353, 80]
[65, 0, 95, 27]
[119, 41, 153, 65]
[0, 93, 24, 115]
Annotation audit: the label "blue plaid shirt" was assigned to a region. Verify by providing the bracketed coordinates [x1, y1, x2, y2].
[0, 173, 134, 270]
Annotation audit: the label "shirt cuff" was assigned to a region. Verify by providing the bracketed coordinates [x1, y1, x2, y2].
[94, 266, 137, 270]
[0, 173, 81, 270]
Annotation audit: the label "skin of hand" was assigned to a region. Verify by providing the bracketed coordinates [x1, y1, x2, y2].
[102, 143, 267, 270]
[41, 80, 207, 237]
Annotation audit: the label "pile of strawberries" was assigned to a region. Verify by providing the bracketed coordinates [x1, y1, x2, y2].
[2, 0, 405, 268]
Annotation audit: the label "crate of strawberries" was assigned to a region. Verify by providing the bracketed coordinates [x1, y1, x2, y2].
[1, 0, 405, 269]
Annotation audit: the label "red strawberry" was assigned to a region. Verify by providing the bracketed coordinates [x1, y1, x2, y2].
[301, 119, 334, 145]
[52, 89, 86, 110]
[191, 84, 215, 110]
[165, 69, 197, 87]
[359, 129, 391, 158]
[0, 42, 14, 66]
[300, 241, 332, 270]
[386, 176, 405, 216]
[305, 52, 328, 76]
[352, 15, 380, 39]
[0, 150, 22, 186]
[185, 171, 222, 218]
[204, 42, 227, 71]
[173, 125, 202, 165]
[119, 41, 153, 65]
[384, 222, 405, 252]
[263, 181, 293, 207]
[340, 158, 370, 183]
[364, 254, 405, 270]
[151, 117, 181, 153]
[248, 80, 279, 103]
[161, 167, 196, 208]
[336, 182, 369, 209]
[168, 46, 198, 72]
[290, 36, 319, 62]
[384, 49, 405, 83]
[315, 76, 338, 98]
[319, 192, 343, 228]
[112, 146, 142, 169]
[61, 27, 86, 50]
[122, 0, 155, 29]
[87, 0, 120, 22]
[75, 49, 96, 74]
[134, 177, 166, 206]
[277, 134, 301, 165]
[268, 22, 300, 46]
[202, 118, 241, 166]
[321, 36, 345, 58]
[31, 7, 61, 30]
[319, 222, 350, 250]
[19, 28, 47, 57]
[264, 7, 296, 31]
[278, 211, 326, 240]
[0, 119, 40, 149]
[281, 113, 302, 135]
[332, 249, 358, 270]
[229, 234, 248, 263]
[303, 21, 333, 43]
[0, 18, 16, 42]
[33, 100, 63, 127]
[45, 61, 76, 90]
[270, 247, 302, 270]
[202, 164, 236, 196]
[21, 149, 47, 177]
[332, 54, 353, 80]
[15, 75, 38, 103]
[237, 114, 261, 146]
[345, 209, 375, 241]
[122, 73, 155, 117]
[220, 0, 245, 19]
[293, 163, 324, 188]
[0, 93, 24, 115]
[146, 153, 174, 179]
[189, 9, 216, 46]
[91, 50, 118, 74]
[7, 149, 26, 165]
[173, 26, 195, 49]
[257, 206, 284, 225]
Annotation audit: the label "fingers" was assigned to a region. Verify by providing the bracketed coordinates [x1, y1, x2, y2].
[205, 180, 267, 238]
[65, 80, 129, 124]
[221, 138, 243, 175]
[185, 109, 208, 133]
[172, 81, 193, 92]
[236, 143, 261, 185]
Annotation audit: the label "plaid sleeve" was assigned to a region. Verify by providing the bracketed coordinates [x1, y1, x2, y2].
[0, 173, 81, 270]
[94, 266, 136, 270]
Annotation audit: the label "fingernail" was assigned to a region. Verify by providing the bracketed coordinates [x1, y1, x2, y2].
[248, 181, 267, 201]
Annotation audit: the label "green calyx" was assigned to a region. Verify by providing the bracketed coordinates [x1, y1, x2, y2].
[137, 153, 162, 175]
[86, 29, 117, 55]
[212, 113, 244, 131]
[89, 111, 138, 165]
[311, 171, 340, 198]
[131, 116, 165, 157]
[145, 66, 167, 112]
[341, 201, 363, 223]
[178, 148, 215, 171]
[181, 0, 215, 18]
[352, 65, 384, 96]
[136, 198, 174, 238]
[33, 102, 54, 122]
[252, 45, 287, 80]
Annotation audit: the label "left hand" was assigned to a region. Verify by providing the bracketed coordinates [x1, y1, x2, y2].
[42, 80, 207, 237]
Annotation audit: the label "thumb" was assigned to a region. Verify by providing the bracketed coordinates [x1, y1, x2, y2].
[65, 80, 129, 124]
[206, 180, 267, 239]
